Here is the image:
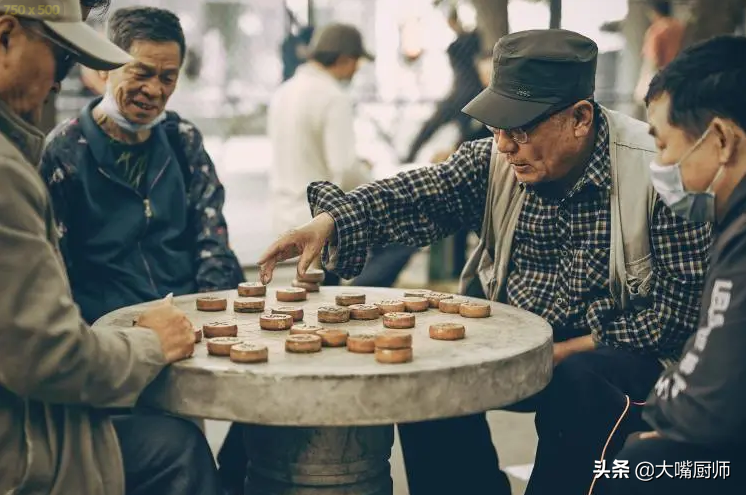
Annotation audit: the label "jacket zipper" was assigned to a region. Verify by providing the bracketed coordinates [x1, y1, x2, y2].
[97, 163, 168, 294]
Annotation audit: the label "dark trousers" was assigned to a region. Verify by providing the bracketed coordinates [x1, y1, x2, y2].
[397, 346, 662, 495]
[404, 92, 475, 163]
[522, 346, 662, 495]
[599, 436, 746, 495]
[114, 414, 222, 495]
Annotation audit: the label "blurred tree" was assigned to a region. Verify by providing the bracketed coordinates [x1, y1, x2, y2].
[471, 0, 509, 53]
[549, 0, 562, 28]
[684, 0, 746, 46]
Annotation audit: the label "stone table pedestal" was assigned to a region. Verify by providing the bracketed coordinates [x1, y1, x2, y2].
[95, 286, 553, 495]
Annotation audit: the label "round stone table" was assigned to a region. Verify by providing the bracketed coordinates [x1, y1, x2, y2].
[95, 286, 553, 495]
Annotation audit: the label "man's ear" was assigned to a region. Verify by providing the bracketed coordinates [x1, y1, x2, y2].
[572, 100, 595, 137]
[0, 16, 21, 50]
[98, 70, 110, 81]
[712, 117, 741, 166]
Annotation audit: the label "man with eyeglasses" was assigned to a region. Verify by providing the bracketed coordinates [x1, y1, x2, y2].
[0, 1, 222, 494]
[257, 29, 711, 495]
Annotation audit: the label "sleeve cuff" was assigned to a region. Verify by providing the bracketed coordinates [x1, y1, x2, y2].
[307, 181, 369, 280]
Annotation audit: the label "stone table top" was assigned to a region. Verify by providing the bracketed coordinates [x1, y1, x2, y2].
[94, 286, 553, 426]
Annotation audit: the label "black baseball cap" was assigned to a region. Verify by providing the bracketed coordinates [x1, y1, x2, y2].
[462, 29, 598, 130]
[308, 23, 375, 61]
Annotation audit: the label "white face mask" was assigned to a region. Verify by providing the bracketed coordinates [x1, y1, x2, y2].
[98, 87, 167, 133]
[648, 127, 724, 223]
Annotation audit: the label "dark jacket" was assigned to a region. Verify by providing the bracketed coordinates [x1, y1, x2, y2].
[40, 98, 244, 324]
[644, 176, 746, 447]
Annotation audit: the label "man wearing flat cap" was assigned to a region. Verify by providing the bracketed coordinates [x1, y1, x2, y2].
[0, 1, 222, 494]
[258, 29, 710, 495]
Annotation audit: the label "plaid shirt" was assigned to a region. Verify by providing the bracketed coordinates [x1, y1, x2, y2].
[309, 110, 711, 360]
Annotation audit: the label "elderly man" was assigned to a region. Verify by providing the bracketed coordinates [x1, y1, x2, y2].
[39, 5, 245, 492]
[41, 6, 244, 326]
[0, 1, 221, 495]
[258, 29, 711, 495]
[601, 35, 746, 495]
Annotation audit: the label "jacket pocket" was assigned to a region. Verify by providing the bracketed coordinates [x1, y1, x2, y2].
[625, 253, 653, 308]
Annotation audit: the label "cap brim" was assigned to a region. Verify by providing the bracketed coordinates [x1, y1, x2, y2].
[43, 20, 132, 71]
[462, 86, 560, 130]
[363, 50, 375, 61]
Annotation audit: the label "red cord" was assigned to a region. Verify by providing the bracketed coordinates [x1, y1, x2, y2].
[587, 395, 632, 495]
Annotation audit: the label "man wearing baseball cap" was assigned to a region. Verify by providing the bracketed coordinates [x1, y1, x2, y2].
[0, 2, 221, 494]
[258, 29, 711, 495]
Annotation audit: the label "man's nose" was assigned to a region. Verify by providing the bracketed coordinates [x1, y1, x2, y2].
[495, 130, 518, 154]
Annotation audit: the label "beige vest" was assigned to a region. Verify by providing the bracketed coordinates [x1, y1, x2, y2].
[460, 106, 658, 313]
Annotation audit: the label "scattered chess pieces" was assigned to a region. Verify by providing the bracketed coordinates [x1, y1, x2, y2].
[230, 343, 269, 364]
[375, 300, 406, 313]
[439, 298, 466, 314]
[233, 297, 265, 313]
[202, 321, 238, 338]
[347, 333, 378, 354]
[403, 289, 431, 298]
[285, 334, 322, 353]
[375, 330, 413, 364]
[317, 306, 351, 323]
[459, 302, 491, 318]
[237, 282, 266, 297]
[426, 292, 453, 308]
[403, 296, 429, 312]
[335, 292, 366, 306]
[292, 279, 320, 292]
[429, 323, 466, 341]
[290, 323, 324, 335]
[207, 337, 243, 356]
[297, 268, 325, 284]
[349, 304, 381, 320]
[260, 314, 294, 331]
[383, 312, 416, 329]
[316, 329, 349, 347]
[196, 296, 228, 312]
[272, 306, 304, 322]
[194, 328, 203, 343]
[276, 288, 308, 302]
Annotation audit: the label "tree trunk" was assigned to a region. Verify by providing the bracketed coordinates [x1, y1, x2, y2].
[549, 0, 562, 29]
[471, 0, 509, 55]
[684, 0, 746, 46]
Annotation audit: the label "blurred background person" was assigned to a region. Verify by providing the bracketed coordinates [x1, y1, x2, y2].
[634, 0, 684, 105]
[268, 22, 417, 288]
[402, 7, 485, 164]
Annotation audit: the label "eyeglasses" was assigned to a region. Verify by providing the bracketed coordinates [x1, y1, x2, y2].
[486, 125, 531, 144]
[486, 101, 586, 144]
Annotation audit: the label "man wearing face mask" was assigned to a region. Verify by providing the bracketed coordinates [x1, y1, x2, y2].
[258, 29, 712, 495]
[0, 1, 223, 494]
[41, 6, 244, 328]
[601, 35, 746, 495]
[39, 6, 246, 493]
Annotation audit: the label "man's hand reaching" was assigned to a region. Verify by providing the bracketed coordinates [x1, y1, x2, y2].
[258, 213, 336, 284]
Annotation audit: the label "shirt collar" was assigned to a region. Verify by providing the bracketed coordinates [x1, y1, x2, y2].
[564, 103, 611, 198]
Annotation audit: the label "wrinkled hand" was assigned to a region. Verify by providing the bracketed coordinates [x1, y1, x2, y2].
[258, 213, 336, 284]
[136, 294, 195, 363]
